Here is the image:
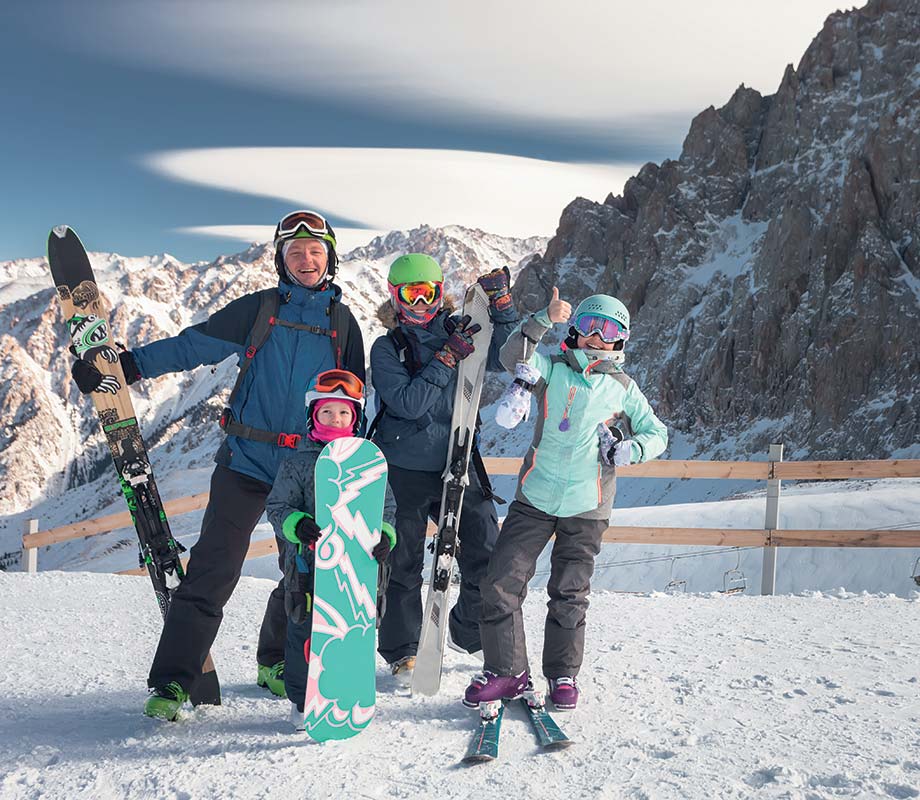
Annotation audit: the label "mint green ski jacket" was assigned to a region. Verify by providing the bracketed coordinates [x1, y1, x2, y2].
[499, 309, 669, 520]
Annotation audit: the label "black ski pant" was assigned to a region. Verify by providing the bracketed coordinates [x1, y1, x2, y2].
[479, 499, 607, 679]
[147, 465, 287, 692]
[284, 614, 313, 712]
[377, 465, 498, 664]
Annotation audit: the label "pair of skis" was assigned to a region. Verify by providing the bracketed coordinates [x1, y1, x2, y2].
[463, 687, 573, 764]
[411, 284, 493, 697]
[47, 226, 220, 707]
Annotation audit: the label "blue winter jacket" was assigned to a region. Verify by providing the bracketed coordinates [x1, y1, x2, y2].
[369, 303, 517, 472]
[132, 280, 365, 486]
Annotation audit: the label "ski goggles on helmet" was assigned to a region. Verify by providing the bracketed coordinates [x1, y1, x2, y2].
[574, 313, 629, 342]
[391, 280, 443, 306]
[275, 210, 337, 248]
[310, 369, 364, 402]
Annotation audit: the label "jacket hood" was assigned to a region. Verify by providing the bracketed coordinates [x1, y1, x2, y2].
[559, 343, 625, 378]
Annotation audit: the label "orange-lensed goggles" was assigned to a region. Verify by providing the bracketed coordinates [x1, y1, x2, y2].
[313, 369, 364, 401]
[392, 281, 443, 306]
[278, 210, 329, 238]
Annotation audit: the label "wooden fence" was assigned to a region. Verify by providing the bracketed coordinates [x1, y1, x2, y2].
[19, 450, 920, 594]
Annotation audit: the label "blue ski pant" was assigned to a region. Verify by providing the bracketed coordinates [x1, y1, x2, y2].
[147, 465, 287, 691]
[377, 464, 498, 664]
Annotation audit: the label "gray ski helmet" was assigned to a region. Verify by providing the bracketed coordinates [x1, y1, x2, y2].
[572, 294, 630, 333]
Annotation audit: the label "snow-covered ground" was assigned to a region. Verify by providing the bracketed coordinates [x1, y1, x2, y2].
[0, 572, 918, 800]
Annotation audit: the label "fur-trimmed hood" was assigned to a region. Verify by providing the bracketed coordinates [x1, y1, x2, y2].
[375, 296, 458, 331]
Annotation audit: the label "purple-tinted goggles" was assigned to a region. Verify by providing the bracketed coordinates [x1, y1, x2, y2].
[574, 314, 629, 342]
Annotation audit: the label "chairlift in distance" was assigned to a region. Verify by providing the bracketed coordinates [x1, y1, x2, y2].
[721, 548, 747, 595]
[665, 557, 687, 594]
[911, 556, 920, 587]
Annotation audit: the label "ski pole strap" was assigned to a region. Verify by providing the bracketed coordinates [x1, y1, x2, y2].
[472, 446, 505, 505]
[219, 409, 302, 448]
[366, 405, 386, 441]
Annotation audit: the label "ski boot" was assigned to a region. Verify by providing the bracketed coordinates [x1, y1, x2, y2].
[390, 655, 415, 687]
[144, 681, 189, 721]
[462, 670, 528, 708]
[547, 676, 578, 710]
[257, 661, 286, 698]
[289, 702, 306, 732]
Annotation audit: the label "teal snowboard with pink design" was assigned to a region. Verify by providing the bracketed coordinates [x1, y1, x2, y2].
[304, 437, 388, 742]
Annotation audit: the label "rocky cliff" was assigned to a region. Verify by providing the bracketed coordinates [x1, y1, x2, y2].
[514, 0, 920, 459]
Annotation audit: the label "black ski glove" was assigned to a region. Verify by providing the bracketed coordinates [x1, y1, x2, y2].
[434, 315, 480, 369]
[70, 350, 141, 395]
[372, 537, 393, 565]
[477, 266, 512, 312]
[71, 359, 121, 395]
[294, 515, 322, 546]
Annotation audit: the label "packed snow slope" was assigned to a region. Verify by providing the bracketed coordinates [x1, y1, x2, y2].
[0, 572, 917, 800]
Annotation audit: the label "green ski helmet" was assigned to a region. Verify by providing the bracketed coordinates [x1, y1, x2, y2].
[573, 294, 630, 333]
[387, 253, 444, 286]
[387, 254, 445, 325]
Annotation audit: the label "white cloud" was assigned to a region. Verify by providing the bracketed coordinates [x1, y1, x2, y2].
[145, 147, 639, 240]
[178, 225, 389, 255]
[69, 0, 844, 130]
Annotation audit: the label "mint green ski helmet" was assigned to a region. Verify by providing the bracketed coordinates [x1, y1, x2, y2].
[387, 253, 444, 286]
[573, 294, 630, 333]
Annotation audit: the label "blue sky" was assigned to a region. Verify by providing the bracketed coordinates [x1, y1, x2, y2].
[1, 1, 844, 262]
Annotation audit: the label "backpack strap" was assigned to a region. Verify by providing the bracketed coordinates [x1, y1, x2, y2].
[219, 288, 346, 449]
[224, 288, 278, 413]
[327, 297, 351, 369]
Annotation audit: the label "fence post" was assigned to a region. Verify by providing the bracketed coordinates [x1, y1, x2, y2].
[760, 444, 784, 595]
[24, 519, 38, 573]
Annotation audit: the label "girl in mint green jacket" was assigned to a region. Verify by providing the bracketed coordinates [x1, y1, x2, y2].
[465, 290, 668, 711]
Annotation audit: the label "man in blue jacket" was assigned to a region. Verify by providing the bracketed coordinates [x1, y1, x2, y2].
[370, 254, 517, 683]
[71, 210, 365, 720]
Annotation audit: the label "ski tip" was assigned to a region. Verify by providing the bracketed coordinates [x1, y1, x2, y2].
[50, 225, 71, 239]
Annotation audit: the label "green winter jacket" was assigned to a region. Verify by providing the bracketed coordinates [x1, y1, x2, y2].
[500, 308, 669, 520]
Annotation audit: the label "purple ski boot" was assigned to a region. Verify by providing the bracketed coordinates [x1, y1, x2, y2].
[462, 670, 529, 709]
[548, 677, 579, 710]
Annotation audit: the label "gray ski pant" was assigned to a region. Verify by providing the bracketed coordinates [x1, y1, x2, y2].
[480, 499, 607, 679]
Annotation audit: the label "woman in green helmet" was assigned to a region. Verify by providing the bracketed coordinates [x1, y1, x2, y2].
[369, 253, 518, 684]
[464, 288, 668, 712]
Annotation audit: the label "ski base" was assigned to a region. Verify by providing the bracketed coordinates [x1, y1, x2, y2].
[462, 702, 503, 763]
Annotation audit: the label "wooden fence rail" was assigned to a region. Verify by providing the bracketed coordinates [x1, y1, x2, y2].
[21, 454, 920, 590]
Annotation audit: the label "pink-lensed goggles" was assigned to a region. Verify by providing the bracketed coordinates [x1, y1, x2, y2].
[574, 314, 629, 342]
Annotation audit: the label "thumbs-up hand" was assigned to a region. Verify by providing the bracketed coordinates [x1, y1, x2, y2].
[547, 287, 571, 324]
